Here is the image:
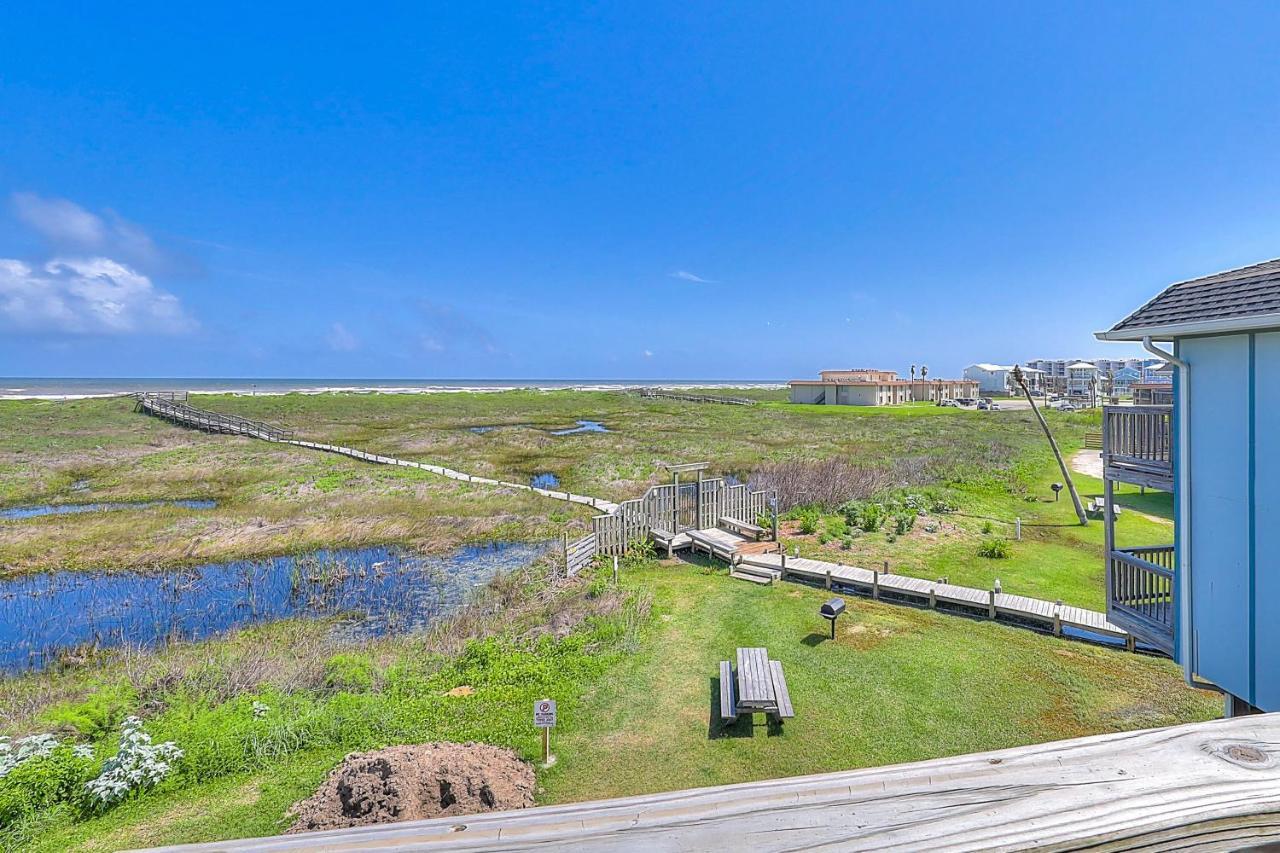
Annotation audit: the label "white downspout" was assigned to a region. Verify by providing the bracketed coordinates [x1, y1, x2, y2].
[1142, 336, 1196, 686]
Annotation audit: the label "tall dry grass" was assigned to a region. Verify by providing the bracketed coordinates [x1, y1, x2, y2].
[748, 456, 935, 511]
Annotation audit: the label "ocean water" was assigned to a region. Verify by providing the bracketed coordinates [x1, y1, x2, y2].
[1, 378, 784, 400]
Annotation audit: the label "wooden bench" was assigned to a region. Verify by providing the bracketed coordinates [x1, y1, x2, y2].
[719, 515, 765, 541]
[650, 527, 678, 558]
[768, 660, 794, 721]
[1086, 498, 1123, 517]
[688, 528, 746, 563]
[719, 660, 737, 723]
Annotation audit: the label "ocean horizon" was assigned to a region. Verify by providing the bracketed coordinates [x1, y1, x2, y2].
[0, 377, 787, 400]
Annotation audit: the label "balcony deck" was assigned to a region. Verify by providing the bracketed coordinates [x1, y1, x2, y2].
[1107, 545, 1174, 655]
[1102, 405, 1173, 490]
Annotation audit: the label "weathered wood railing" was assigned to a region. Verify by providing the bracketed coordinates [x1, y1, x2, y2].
[1103, 405, 1172, 486]
[592, 480, 771, 556]
[1108, 544, 1174, 653]
[136, 396, 295, 441]
[563, 532, 598, 577]
[147, 713, 1280, 852]
[129, 390, 189, 402]
[633, 388, 756, 406]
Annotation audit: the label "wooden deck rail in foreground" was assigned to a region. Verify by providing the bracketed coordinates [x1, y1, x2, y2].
[139, 713, 1280, 852]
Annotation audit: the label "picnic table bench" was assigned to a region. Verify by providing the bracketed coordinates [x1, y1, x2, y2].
[719, 647, 793, 724]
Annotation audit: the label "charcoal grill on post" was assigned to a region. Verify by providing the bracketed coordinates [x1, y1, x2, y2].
[820, 597, 846, 640]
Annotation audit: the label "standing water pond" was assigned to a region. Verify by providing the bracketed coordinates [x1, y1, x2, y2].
[1, 499, 217, 520]
[0, 541, 553, 672]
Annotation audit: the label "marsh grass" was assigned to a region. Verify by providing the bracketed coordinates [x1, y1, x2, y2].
[1, 392, 1088, 575]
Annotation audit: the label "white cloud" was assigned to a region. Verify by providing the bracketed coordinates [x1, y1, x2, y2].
[670, 270, 717, 284]
[0, 256, 195, 335]
[326, 322, 359, 352]
[643, 349, 654, 358]
[11, 192, 171, 271]
[12, 193, 106, 247]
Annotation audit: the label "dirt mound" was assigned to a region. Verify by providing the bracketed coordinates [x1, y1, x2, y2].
[286, 742, 535, 833]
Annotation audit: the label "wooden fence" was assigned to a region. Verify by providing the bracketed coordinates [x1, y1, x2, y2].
[592, 479, 772, 556]
[563, 532, 598, 577]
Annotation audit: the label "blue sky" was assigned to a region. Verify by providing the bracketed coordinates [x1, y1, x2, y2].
[3, 3, 1280, 379]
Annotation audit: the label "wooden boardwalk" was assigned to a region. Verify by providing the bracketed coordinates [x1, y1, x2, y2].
[740, 552, 1134, 648]
[135, 395, 619, 513]
[632, 387, 756, 405]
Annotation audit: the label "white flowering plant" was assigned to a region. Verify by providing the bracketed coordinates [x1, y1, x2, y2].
[0, 733, 59, 778]
[83, 717, 183, 808]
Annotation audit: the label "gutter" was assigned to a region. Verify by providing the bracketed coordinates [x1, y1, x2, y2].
[1141, 336, 1199, 688]
[1095, 311, 1280, 342]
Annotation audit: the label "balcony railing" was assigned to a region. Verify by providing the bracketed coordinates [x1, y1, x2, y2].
[1107, 545, 1174, 654]
[1102, 406, 1172, 488]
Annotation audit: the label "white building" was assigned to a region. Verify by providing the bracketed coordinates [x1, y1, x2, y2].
[963, 364, 1013, 394]
[963, 364, 1044, 394]
[1066, 361, 1099, 397]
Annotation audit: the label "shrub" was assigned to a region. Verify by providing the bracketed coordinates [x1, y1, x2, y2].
[84, 717, 182, 810]
[797, 508, 820, 535]
[840, 536, 853, 550]
[40, 683, 135, 739]
[0, 743, 95, 828]
[978, 538, 1012, 559]
[981, 520, 994, 535]
[322, 654, 375, 693]
[841, 500, 885, 532]
[621, 539, 655, 571]
[825, 516, 848, 538]
[892, 512, 915, 535]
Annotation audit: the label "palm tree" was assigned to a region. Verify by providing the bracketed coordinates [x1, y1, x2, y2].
[1012, 364, 1087, 525]
[910, 364, 917, 382]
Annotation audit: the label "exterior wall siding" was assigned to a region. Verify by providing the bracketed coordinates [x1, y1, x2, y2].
[1181, 334, 1254, 705]
[789, 385, 824, 404]
[1253, 332, 1280, 709]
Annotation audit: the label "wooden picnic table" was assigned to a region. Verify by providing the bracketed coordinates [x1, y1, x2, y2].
[720, 647, 794, 724]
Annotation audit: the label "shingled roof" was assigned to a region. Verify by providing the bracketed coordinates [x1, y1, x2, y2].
[1099, 258, 1280, 340]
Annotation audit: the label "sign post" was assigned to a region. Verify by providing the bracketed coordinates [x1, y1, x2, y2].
[533, 698, 557, 766]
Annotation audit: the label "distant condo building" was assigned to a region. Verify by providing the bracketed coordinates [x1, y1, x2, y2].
[788, 369, 978, 406]
[1010, 356, 1168, 397]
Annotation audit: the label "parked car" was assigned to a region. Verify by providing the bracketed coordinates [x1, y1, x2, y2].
[938, 398, 958, 407]
[977, 399, 990, 410]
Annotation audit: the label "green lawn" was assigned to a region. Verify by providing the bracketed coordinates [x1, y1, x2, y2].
[542, 563, 1215, 803]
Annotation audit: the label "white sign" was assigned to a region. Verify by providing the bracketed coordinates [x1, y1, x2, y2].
[533, 698, 557, 728]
